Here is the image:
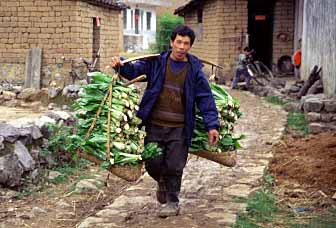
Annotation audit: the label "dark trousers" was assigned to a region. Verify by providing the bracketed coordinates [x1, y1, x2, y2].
[232, 68, 251, 89]
[145, 124, 188, 203]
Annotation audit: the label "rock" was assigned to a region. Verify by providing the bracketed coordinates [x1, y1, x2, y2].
[17, 88, 41, 101]
[0, 123, 20, 143]
[35, 116, 56, 130]
[30, 169, 40, 183]
[62, 85, 80, 96]
[30, 101, 43, 111]
[75, 179, 100, 193]
[48, 103, 57, 110]
[3, 189, 18, 199]
[14, 141, 35, 171]
[4, 99, 20, 107]
[289, 85, 300, 93]
[48, 171, 62, 180]
[12, 85, 23, 94]
[30, 147, 41, 160]
[16, 212, 34, 219]
[2, 91, 16, 100]
[303, 98, 324, 113]
[0, 153, 24, 187]
[48, 87, 62, 98]
[266, 88, 284, 98]
[62, 105, 69, 110]
[305, 112, 321, 122]
[324, 99, 336, 113]
[284, 102, 301, 112]
[332, 192, 336, 200]
[56, 200, 72, 209]
[44, 110, 71, 122]
[31, 207, 47, 216]
[8, 118, 35, 128]
[320, 113, 334, 122]
[30, 125, 43, 140]
[309, 122, 326, 134]
[0, 136, 4, 150]
[0, 140, 14, 156]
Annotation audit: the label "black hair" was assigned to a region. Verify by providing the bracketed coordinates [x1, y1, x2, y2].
[170, 25, 196, 46]
[243, 47, 250, 52]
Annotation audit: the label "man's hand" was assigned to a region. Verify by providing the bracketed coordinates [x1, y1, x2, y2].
[208, 129, 219, 145]
[111, 56, 123, 68]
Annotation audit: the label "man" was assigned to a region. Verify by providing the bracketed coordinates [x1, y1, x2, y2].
[231, 47, 252, 90]
[111, 25, 219, 217]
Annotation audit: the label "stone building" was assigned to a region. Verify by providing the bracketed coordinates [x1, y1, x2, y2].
[175, 0, 296, 79]
[175, 0, 336, 96]
[0, 0, 127, 87]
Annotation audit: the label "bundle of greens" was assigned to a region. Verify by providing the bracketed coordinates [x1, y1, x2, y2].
[190, 83, 244, 153]
[72, 72, 161, 166]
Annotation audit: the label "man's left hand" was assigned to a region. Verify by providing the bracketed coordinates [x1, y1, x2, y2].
[208, 129, 219, 145]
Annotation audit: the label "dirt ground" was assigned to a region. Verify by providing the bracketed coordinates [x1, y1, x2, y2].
[269, 132, 336, 211]
[1, 107, 336, 227]
[0, 166, 131, 228]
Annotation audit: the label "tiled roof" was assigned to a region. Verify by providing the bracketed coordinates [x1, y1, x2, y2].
[174, 0, 203, 16]
[83, 0, 128, 10]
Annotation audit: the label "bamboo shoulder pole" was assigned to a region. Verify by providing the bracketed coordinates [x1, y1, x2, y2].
[106, 82, 113, 160]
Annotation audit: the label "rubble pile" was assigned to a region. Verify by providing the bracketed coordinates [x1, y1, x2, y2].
[0, 111, 75, 188]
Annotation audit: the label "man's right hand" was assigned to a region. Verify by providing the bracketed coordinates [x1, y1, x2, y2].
[111, 56, 123, 68]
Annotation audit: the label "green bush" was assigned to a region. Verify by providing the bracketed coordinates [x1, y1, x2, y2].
[155, 13, 184, 52]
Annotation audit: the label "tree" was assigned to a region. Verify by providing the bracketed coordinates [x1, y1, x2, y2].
[155, 13, 184, 52]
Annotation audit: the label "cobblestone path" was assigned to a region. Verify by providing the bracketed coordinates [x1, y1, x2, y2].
[78, 89, 288, 228]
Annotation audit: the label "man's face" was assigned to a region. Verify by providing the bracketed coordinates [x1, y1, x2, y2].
[170, 35, 191, 61]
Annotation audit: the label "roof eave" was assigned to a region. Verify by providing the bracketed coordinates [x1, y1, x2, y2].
[83, 0, 129, 10]
[174, 0, 202, 16]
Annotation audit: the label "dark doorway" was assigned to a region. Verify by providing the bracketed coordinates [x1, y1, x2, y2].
[248, 0, 275, 67]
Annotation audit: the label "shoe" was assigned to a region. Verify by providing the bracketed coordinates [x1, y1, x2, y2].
[156, 181, 167, 204]
[157, 202, 180, 218]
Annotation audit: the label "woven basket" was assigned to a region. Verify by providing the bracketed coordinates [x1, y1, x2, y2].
[77, 151, 144, 182]
[191, 150, 237, 167]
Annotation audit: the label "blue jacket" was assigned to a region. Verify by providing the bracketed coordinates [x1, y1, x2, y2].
[120, 51, 219, 145]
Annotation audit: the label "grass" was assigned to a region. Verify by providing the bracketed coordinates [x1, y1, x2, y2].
[233, 175, 336, 228]
[263, 96, 309, 136]
[51, 159, 91, 185]
[264, 96, 288, 106]
[287, 111, 309, 135]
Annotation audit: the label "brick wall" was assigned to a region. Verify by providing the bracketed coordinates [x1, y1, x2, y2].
[217, 0, 248, 77]
[0, 0, 122, 86]
[272, 0, 295, 67]
[182, 0, 294, 80]
[185, 0, 225, 76]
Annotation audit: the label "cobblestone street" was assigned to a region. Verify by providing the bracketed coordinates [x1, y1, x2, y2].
[78, 88, 288, 228]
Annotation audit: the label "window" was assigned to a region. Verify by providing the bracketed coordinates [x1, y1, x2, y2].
[146, 12, 151, 30]
[123, 9, 127, 29]
[135, 9, 139, 34]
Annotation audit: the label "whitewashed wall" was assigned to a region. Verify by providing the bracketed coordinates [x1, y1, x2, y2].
[302, 0, 336, 97]
[123, 6, 156, 50]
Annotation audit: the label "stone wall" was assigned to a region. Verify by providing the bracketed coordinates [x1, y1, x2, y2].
[0, 0, 122, 87]
[0, 111, 75, 187]
[302, 94, 336, 133]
